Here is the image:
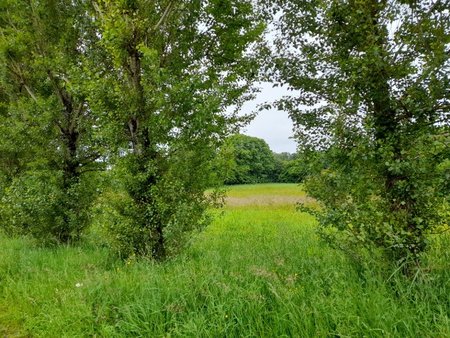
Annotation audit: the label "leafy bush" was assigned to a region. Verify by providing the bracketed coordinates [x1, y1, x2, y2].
[92, 151, 223, 260]
[300, 132, 450, 268]
[0, 170, 97, 244]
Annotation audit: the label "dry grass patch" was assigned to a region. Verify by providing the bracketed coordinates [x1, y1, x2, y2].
[225, 194, 314, 207]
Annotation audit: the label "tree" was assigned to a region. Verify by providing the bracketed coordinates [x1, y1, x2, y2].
[273, 152, 312, 183]
[0, 0, 103, 243]
[266, 0, 450, 267]
[222, 134, 278, 184]
[90, 0, 263, 259]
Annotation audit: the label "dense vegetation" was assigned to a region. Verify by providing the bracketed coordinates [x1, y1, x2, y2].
[1, 185, 448, 336]
[0, 2, 449, 334]
[220, 134, 304, 184]
[0, 0, 263, 258]
[265, 0, 450, 269]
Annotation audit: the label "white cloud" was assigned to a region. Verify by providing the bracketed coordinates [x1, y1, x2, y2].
[240, 82, 297, 153]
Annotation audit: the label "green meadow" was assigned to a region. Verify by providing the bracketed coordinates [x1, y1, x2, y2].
[1, 184, 449, 337]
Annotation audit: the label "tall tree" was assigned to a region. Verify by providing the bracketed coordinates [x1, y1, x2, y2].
[222, 134, 278, 184]
[266, 0, 450, 266]
[91, 0, 263, 259]
[0, 0, 103, 242]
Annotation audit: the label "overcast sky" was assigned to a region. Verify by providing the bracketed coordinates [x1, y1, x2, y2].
[239, 82, 297, 154]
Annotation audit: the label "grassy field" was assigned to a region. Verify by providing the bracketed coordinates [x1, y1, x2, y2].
[0, 183, 449, 337]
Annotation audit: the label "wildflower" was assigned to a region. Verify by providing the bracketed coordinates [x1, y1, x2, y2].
[75, 282, 83, 288]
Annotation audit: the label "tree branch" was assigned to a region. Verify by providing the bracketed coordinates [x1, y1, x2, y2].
[154, 2, 173, 31]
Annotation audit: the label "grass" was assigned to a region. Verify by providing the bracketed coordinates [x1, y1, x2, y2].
[0, 183, 449, 337]
[224, 183, 307, 198]
[223, 183, 314, 207]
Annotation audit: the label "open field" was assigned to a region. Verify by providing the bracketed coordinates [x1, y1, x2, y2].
[224, 183, 315, 207]
[0, 184, 449, 337]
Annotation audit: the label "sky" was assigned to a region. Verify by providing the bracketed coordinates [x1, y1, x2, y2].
[239, 82, 298, 154]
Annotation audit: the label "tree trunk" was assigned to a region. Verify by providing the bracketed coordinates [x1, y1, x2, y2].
[366, 1, 423, 264]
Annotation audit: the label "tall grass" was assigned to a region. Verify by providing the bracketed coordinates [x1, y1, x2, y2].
[224, 183, 307, 197]
[0, 184, 449, 337]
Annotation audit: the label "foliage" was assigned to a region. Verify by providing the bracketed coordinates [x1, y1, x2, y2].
[89, 1, 264, 259]
[0, 171, 98, 244]
[91, 168, 219, 259]
[274, 152, 311, 183]
[266, 0, 450, 267]
[223, 134, 278, 184]
[0, 0, 103, 243]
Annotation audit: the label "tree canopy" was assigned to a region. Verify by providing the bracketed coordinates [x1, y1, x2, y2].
[222, 134, 278, 184]
[265, 0, 450, 267]
[0, 0, 264, 258]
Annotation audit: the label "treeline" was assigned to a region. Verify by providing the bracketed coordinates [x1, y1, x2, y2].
[220, 134, 306, 184]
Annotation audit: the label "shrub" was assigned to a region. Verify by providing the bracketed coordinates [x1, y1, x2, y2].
[0, 170, 97, 244]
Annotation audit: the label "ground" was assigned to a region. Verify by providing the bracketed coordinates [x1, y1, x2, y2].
[0, 183, 449, 336]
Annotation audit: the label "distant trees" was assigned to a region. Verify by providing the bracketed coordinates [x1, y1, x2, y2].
[274, 152, 308, 183]
[265, 0, 450, 268]
[221, 134, 305, 184]
[222, 134, 278, 184]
